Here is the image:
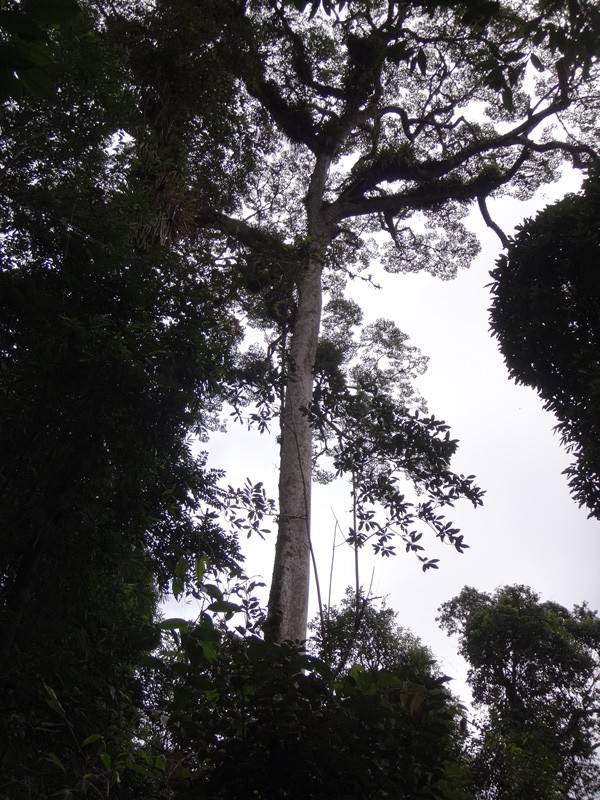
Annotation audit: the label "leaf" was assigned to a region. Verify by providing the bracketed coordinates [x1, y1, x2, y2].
[199, 639, 218, 662]
[203, 583, 223, 601]
[204, 688, 220, 703]
[410, 688, 426, 715]
[99, 751, 112, 772]
[172, 576, 184, 598]
[0, 11, 45, 40]
[207, 600, 241, 614]
[174, 555, 188, 580]
[82, 733, 104, 747]
[43, 683, 66, 717]
[17, 67, 56, 100]
[0, 70, 22, 101]
[194, 555, 207, 583]
[81, 773, 101, 793]
[125, 762, 154, 779]
[0, 43, 37, 70]
[10, 38, 53, 67]
[45, 751, 66, 773]
[530, 53, 545, 72]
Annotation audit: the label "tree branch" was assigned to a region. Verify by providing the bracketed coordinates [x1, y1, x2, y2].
[339, 95, 569, 201]
[233, 12, 322, 153]
[273, 4, 345, 101]
[333, 149, 529, 220]
[478, 195, 509, 248]
[244, 75, 321, 153]
[196, 209, 296, 260]
[513, 136, 598, 167]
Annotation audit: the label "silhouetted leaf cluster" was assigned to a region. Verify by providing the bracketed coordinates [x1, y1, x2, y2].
[490, 166, 600, 518]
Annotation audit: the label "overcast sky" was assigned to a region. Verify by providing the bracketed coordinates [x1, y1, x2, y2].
[168, 166, 600, 703]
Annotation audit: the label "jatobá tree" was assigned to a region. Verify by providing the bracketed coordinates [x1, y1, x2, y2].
[186, 0, 600, 642]
[438, 585, 600, 799]
[65, 0, 600, 646]
[490, 164, 600, 519]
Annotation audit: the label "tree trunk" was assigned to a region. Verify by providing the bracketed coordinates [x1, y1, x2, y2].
[266, 231, 329, 642]
[265, 152, 332, 643]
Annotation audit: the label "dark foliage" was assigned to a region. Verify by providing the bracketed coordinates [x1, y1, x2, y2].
[310, 586, 435, 677]
[1, 0, 600, 796]
[0, 5, 242, 794]
[162, 630, 470, 800]
[490, 166, 600, 517]
[439, 585, 600, 799]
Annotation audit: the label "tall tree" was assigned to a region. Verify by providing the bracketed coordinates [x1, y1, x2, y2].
[194, 0, 600, 641]
[490, 165, 600, 519]
[310, 585, 435, 676]
[439, 585, 600, 799]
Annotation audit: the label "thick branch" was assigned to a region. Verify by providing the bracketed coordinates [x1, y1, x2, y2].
[244, 74, 321, 153]
[305, 153, 333, 227]
[233, 12, 321, 152]
[235, 6, 389, 156]
[342, 95, 570, 201]
[478, 195, 509, 248]
[316, 31, 389, 156]
[196, 209, 294, 257]
[333, 150, 529, 220]
[273, 5, 345, 101]
[513, 136, 598, 167]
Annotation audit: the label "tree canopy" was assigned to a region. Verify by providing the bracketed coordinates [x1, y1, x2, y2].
[0, 3, 242, 792]
[309, 585, 432, 675]
[490, 165, 600, 518]
[439, 585, 600, 799]
[1, 0, 600, 797]
[185, 0, 600, 641]
[163, 630, 471, 800]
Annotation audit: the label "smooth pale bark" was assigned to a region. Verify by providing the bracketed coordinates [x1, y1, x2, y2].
[265, 156, 332, 642]
[266, 239, 326, 642]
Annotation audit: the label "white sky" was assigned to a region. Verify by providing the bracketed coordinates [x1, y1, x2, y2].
[168, 166, 600, 704]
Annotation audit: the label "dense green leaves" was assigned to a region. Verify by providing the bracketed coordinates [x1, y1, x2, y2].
[439, 585, 600, 799]
[0, 6, 242, 794]
[490, 167, 600, 518]
[1, 0, 599, 796]
[203, 0, 599, 625]
[0, 0, 83, 101]
[310, 317, 483, 563]
[310, 586, 438, 677]
[164, 633, 471, 800]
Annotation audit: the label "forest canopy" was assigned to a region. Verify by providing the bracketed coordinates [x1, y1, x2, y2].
[490, 166, 600, 519]
[0, 0, 599, 797]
